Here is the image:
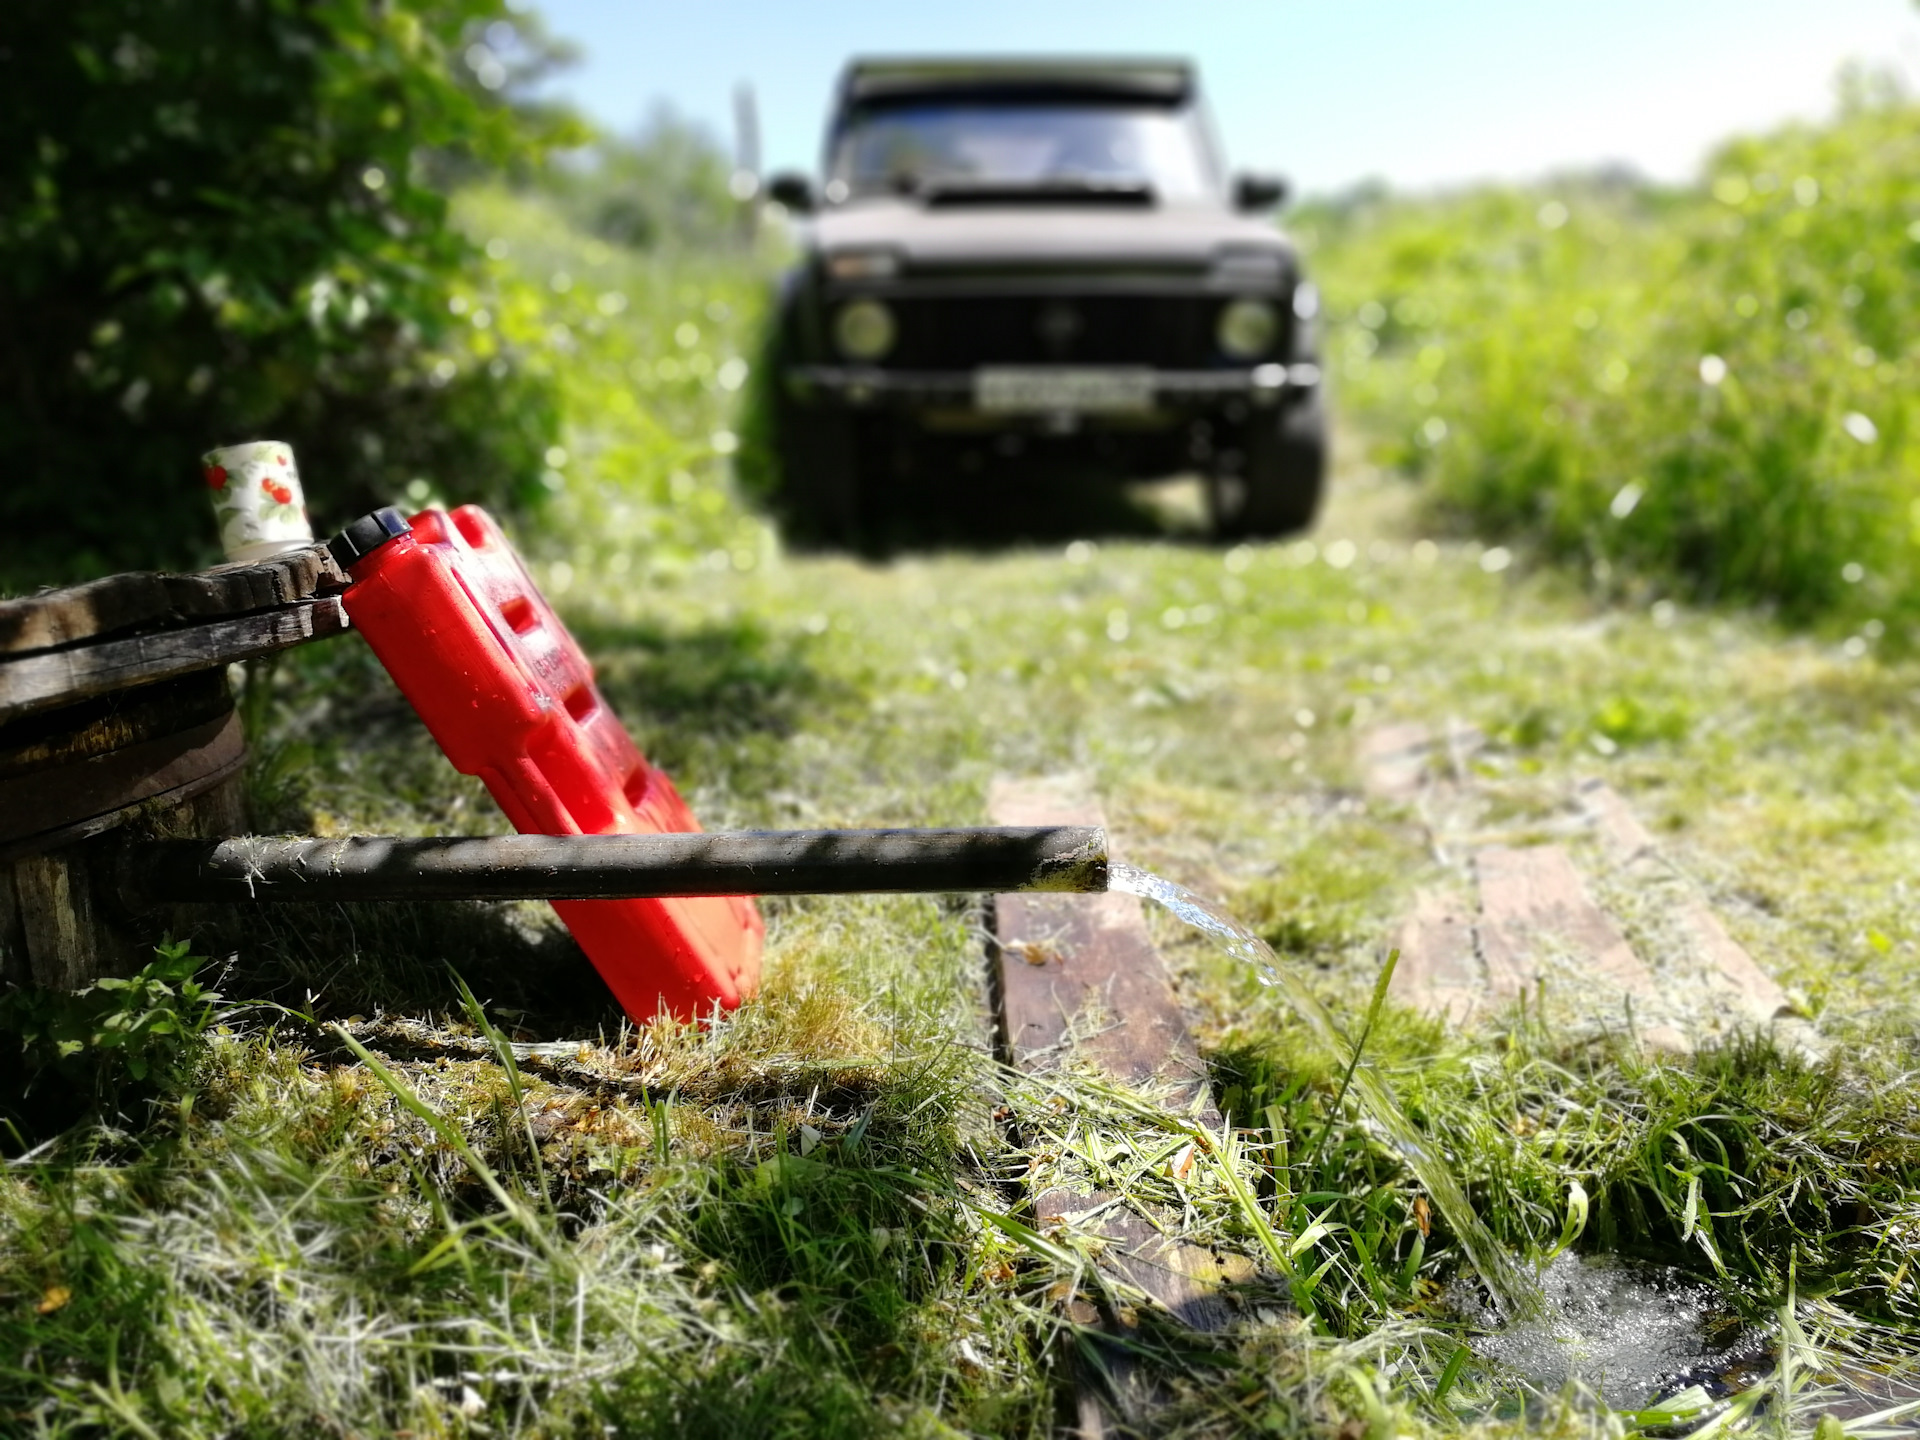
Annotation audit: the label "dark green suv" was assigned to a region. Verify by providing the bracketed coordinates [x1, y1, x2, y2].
[758, 57, 1325, 548]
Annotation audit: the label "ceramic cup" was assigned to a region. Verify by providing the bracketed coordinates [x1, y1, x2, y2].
[203, 440, 315, 562]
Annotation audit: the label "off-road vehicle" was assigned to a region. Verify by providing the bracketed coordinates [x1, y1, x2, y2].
[756, 57, 1325, 547]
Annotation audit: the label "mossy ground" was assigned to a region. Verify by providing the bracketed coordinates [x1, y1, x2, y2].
[6, 193, 1920, 1438]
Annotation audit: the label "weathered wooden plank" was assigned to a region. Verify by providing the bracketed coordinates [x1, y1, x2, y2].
[1474, 844, 1688, 1050]
[1359, 719, 1488, 880]
[0, 710, 245, 859]
[1676, 900, 1795, 1027]
[0, 669, 231, 774]
[0, 547, 348, 987]
[3, 770, 249, 990]
[1578, 779, 1659, 864]
[0, 544, 345, 658]
[1441, 720, 1489, 769]
[0, 597, 348, 722]
[1476, 844, 1657, 1000]
[164, 545, 346, 617]
[990, 775, 1235, 1437]
[0, 573, 172, 657]
[1368, 735, 1793, 1048]
[1578, 781, 1795, 1030]
[989, 777, 1219, 1109]
[12, 848, 125, 990]
[1358, 721, 1432, 799]
[1033, 1182, 1236, 1323]
[0, 865, 26, 986]
[995, 888, 1220, 1096]
[1388, 886, 1482, 1023]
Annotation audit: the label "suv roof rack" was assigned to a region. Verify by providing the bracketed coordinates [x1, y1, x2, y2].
[840, 57, 1195, 106]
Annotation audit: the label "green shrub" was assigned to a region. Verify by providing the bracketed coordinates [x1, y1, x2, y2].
[1305, 77, 1920, 635]
[444, 184, 774, 573]
[547, 104, 748, 253]
[0, 0, 581, 587]
[0, 940, 222, 1107]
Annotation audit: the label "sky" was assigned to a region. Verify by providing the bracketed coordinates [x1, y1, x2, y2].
[523, 0, 1920, 197]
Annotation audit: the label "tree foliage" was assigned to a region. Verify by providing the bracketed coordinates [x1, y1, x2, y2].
[553, 104, 746, 253]
[0, 0, 581, 585]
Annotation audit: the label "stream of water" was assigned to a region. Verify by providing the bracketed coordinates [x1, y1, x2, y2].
[1108, 861, 1545, 1321]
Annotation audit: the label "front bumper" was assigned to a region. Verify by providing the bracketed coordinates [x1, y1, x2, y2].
[787, 362, 1322, 410]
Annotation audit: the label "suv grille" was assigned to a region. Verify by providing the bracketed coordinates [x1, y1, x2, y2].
[880, 294, 1237, 369]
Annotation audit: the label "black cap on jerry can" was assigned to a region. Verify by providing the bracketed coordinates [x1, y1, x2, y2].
[328, 508, 412, 571]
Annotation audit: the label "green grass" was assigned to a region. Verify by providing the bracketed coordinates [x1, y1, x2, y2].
[1298, 79, 1920, 637]
[11, 185, 1920, 1436]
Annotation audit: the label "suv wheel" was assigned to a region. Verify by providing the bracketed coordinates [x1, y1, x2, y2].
[1210, 394, 1327, 539]
[772, 401, 864, 549]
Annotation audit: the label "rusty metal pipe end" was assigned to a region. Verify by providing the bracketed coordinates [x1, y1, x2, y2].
[1015, 826, 1108, 893]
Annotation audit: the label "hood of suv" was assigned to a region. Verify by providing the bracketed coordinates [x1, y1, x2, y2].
[810, 198, 1293, 273]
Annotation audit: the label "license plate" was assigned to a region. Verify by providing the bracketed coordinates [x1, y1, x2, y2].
[974, 367, 1155, 414]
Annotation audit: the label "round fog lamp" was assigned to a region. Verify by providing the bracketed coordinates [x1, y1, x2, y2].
[833, 299, 896, 361]
[1217, 298, 1278, 360]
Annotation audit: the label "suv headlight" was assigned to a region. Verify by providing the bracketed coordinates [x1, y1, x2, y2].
[1217, 298, 1279, 360]
[833, 299, 896, 361]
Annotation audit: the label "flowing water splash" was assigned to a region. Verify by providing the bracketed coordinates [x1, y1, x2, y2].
[1459, 1253, 1757, 1410]
[1108, 861, 1545, 1320]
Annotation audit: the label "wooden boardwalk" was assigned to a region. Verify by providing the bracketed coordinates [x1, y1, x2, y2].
[1362, 721, 1810, 1052]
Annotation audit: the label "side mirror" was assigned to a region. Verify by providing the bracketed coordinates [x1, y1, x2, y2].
[1232, 172, 1287, 213]
[767, 172, 816, 214]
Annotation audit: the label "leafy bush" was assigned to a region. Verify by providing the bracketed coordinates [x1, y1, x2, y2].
[0, 0, 580, 587]
[1305, 76, 1920, 635]
[444, 185, 773, 571]
[0, 940, 221, 1105]
[547, 103, 749, 253]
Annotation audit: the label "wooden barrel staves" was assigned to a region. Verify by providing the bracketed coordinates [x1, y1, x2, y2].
[0, 545, 349, 988]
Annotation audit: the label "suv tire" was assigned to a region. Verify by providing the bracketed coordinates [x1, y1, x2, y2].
[771, 399, 864, 550]
[1211, 394, 1327, 539]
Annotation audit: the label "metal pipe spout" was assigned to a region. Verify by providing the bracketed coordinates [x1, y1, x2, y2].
[121, 825, 1109, 906]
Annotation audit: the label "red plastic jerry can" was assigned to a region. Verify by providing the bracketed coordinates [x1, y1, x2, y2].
[327, 505, 763, 1022]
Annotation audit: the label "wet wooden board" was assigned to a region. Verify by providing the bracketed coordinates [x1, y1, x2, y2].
[0, 544, 345, 657]
[990, 775, 1220, 1113]
[990, 775, 1234, 1437]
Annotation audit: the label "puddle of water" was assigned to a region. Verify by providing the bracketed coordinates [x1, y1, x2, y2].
[1460, 1253, 1760, 1411]
[1109, 861, 1544, 1320]
[1465, 1259, 1920, 1431]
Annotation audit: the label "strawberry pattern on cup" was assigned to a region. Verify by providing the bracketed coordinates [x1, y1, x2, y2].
[203, 440, 315, 562]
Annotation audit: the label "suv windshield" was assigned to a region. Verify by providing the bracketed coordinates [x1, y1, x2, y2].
[831, 101, 1218, 202]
